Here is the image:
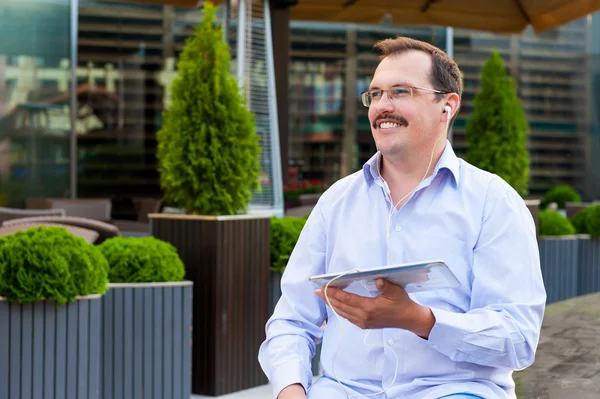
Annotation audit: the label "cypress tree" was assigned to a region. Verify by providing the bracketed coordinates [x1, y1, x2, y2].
[156, 2, 262, 215]
[465, 49, 530, 196]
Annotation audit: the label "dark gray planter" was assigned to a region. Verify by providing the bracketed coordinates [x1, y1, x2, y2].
[0, 295, 102, 399]
[100, 282, 193, 399]
[578, 236, 600, 296]
[538, 237, 580, 304]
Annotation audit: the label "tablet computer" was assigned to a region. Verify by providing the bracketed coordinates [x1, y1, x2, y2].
[309, 260, 459, 295]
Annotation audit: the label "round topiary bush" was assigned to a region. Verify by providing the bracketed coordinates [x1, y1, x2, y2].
[539, 210, 576, 237]
[571, 207, 590, 235]
[541, 185, 582, 209]
[270, 216, 307, 274]
[585, 204, 600, 239]
[98, 236, 185, 283]
[0, 226, 109, 304]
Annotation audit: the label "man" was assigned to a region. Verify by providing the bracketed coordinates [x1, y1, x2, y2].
[259, 36, 546, 399]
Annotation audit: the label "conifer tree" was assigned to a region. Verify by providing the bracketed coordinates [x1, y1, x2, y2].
[156, 2, 261, 215]
[466, 49, 530, 196]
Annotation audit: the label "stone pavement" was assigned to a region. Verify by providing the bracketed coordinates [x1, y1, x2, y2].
[514, 292, 600, 399]
[196, 294, 600, 399]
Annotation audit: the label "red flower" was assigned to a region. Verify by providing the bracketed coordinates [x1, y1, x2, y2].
[283, 186, 289, 192]
[290, 183, 298, 190]
[301, 182, 308, 189]
[311, 179, 319, 187]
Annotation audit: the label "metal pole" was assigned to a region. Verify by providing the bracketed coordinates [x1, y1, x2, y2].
[70, 0, 79, 198]
[445, 26, 454, 143]
[223, 0, 230, 43]
[264, 0, 284, 214]
[236, 0, 246, 88]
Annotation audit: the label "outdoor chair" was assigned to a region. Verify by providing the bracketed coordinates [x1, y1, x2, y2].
[3, 215, 119, 244]
[0, 222, 99, 243]
[0, 207, 66, 224]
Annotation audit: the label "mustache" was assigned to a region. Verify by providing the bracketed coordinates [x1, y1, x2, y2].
[372, 114, 408, 129]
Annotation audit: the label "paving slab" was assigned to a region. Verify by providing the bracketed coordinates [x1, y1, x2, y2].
[514, 293, 600, 399]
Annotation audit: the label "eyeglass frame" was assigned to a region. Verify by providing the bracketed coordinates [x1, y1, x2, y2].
[360, 85, 449, 107]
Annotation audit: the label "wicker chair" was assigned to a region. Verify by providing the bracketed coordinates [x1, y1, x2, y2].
[0, 222, 99, 243]
[0, 207, 66, 224]
[3, 216, 119, 244]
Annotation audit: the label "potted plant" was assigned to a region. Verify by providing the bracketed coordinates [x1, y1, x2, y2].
[541, 185, 582, 217]
[465, 50, 539, 231]
[97, 236, 192, 399]
[570, 204, 600, 295]
[148, 2, 269, 396]
[0, 226, 108, 399]
[465, 49, 530, 197]
[537, 210, 578, 304]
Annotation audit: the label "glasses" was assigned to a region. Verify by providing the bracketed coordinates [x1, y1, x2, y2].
[361, 86, 448, 107]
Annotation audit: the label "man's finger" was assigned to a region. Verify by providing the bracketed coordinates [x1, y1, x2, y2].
[322, 292, 364, 318]
[322, 286, 365, 307]
[377, 278, 405, 299]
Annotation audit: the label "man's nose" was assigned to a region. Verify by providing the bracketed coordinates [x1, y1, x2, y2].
[374, 93, 395, 112]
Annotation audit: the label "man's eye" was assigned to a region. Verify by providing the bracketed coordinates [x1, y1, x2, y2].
[392, 87, 410, 96]
[371, 91, 382, 98]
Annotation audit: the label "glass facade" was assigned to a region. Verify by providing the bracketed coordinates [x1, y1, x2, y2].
[0, 0, 74, 207]
[2, 2, 599, 211]
[288, 18, 600, 199]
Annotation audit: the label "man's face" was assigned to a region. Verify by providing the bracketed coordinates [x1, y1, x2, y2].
[367, 50, 445, 159]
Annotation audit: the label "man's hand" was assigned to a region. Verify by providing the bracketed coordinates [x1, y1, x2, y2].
[314, 278, 435, 338]
[277, 383, 307, 399]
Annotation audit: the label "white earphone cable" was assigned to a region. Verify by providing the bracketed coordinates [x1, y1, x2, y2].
[324, 108, 451, 398]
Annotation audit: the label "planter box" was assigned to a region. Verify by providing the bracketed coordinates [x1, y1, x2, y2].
[149, 213, 270, 396]
[578, 236, 600, 296]
[100, 282, 193, 399]
[538, 237, 579, 304]
[0, 295, 102, 399]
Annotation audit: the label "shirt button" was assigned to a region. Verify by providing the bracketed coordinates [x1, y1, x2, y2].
[395, 225, 401, 232]
[388, 339, 395, 346]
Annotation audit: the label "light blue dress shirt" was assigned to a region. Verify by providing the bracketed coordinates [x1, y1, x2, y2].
[259, 141, 546, 399]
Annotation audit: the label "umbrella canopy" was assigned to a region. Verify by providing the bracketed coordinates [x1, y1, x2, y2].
[288, 0, 600, 34]
[139, 0, 600, 34]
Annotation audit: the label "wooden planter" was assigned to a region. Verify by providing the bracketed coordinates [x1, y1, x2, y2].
[538, 237, 580, 304]
[0, 295, 102, 399]
[149, 213, 271, 396]
[100, 282, 193, 399]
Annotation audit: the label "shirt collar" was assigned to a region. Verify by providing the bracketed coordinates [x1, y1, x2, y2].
[362, 140, 460, 188]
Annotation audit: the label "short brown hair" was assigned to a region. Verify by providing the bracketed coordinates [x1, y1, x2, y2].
[374, 36, 463, 123]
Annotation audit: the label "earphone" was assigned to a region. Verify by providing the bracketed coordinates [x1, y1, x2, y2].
[323, 104, 452, 398]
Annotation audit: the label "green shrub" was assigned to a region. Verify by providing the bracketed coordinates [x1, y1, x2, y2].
[0, 226, 108, 304]
[156, 2, 261, 215]
[465, 49, 530, 196]
[585, 204, 600, 239]
[570, 207, 590, 234]
[98, 236, 185, 283]
[539, 210, 576, 237]
[541, 185, 582, 209]
[271, 216, 307, 274]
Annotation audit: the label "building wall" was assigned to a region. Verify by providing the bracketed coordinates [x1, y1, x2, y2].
[2, 1, 599, 210]
[0, 0, 74, 207]
[288, 19, 596, 199]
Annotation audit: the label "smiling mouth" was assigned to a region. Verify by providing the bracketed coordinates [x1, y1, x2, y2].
[378, 122, 403, 129]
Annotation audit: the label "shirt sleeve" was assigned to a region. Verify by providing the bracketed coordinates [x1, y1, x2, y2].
[427, 177, 547, 370]
[258, 204, 329, 398]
